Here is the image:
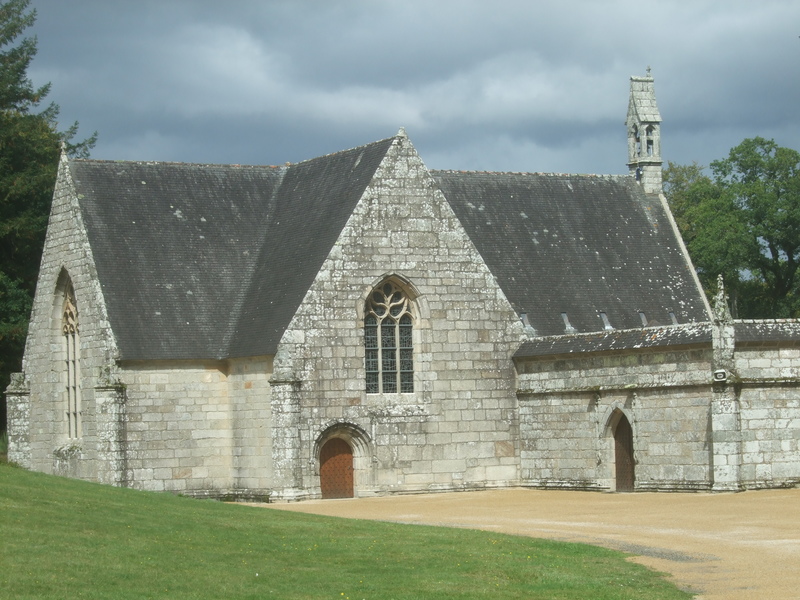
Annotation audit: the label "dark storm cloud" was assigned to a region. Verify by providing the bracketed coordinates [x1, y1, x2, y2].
[25, 0, 800, 174]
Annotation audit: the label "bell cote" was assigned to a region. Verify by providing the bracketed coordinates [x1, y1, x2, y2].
[626, 68, 663, 194]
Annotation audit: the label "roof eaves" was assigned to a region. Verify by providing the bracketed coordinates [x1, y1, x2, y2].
[514, 323, 713, 359]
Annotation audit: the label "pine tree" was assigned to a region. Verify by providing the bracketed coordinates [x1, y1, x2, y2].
[0, 0, 96, 430]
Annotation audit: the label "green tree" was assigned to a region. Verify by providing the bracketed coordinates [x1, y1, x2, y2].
[665, 137, 800, 318]
[0, 0, 96, 430]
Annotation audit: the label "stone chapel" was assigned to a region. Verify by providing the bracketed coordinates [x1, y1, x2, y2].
[7, 73, 800, 500]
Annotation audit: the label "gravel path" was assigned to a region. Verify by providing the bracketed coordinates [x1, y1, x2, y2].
[260, 487, 800, 599]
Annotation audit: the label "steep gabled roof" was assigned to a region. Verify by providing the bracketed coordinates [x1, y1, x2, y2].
[70, 133, 709, 361]
[73, 160, 285, 360]
[228, 137, 395, 357]
[627, 74, 661, 124]
[435, 171, 709, 337]
[73, 137, 394, 360]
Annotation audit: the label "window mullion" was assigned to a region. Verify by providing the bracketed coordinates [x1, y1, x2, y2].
[365, 282, 413, 395]
[377, 319, 383, 394]
[62, 285, 81, 439]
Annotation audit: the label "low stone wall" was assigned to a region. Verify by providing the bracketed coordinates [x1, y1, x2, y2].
[736, 345, 800, 488]
[517, 345, 714, 491]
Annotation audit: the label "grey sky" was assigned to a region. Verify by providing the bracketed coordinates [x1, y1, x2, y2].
[26, 0, 800, 175]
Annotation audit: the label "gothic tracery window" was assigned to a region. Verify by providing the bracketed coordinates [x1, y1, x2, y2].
[62, 282, 81, 438]
[365, 281, 413, 394]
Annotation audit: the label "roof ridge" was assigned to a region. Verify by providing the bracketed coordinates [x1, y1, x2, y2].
[71, 157, 288, 170]
[431, 169, 629, 179]
[71, 136, 399, 171]
[290, 135, 397, 168]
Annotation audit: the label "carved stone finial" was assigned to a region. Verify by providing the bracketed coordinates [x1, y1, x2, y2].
[713, 274, 732, 323]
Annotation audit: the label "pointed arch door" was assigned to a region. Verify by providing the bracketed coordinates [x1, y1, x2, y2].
[320, 438, 354, 499]
[614, 413, 635, 492]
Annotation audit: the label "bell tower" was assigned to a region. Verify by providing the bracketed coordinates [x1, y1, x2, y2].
[626, 68, 662, 194]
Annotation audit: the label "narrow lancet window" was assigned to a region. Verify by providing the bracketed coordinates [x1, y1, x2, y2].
[365, 281, 413, 394]
[62, 282, 81, 438]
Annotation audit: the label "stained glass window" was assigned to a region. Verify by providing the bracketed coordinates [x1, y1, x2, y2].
[62, 282, 81, 438]
[365, 282, 413, 393]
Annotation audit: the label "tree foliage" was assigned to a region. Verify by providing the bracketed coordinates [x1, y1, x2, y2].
[0, 0, 96, 429]
[665, 137, 800, 318]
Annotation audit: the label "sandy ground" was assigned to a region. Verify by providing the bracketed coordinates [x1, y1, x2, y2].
[257, 488, 800, 599]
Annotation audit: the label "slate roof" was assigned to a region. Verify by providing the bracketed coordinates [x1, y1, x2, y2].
[734, 320, 800, 345]
[69, 133, 710, 361]
[627, 75, 661, 123]
[513, 320, 800, 359]
[73, 160, 284, 360]
[228, 138, 395, 357]
[514, 323, 712, 359]
[72, 138, 394, 360]
[434, 171, 709, 337]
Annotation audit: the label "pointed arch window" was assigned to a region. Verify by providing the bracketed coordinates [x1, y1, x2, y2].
[645, 125, 655, 156]
[365, 281, 413, 394]
[62, 282, 81, 438]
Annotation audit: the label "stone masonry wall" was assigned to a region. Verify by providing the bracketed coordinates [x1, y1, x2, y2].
[11, 155, 119, 479]
[517, 345, 714, 491]
[274, 133, 524, 498]
[120, 361, 232, 494]
[228, 356, 274, 492]
[15, 153, 800, 500]
[735, 346, 800, 488]
[13, 154, 276, 497]
[119, 358, 273, 498]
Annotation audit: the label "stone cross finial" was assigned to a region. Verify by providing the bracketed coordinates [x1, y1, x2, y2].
[713, 274, 732, 323]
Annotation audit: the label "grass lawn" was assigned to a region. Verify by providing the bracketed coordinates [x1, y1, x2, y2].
[0, 462, 692, 599]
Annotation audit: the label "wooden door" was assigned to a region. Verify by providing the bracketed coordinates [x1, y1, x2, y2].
[614, 414, 635, 492]
[320, 438, 354, 499]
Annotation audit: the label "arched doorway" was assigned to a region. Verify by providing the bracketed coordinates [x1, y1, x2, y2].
[614, 412, 635, 492]
[319, 438, 354, 499]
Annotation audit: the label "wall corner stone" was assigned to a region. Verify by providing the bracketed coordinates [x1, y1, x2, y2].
[5, 372, 31, 468]
[268, 344, 306, 500]
[710, 277, 742, 491]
